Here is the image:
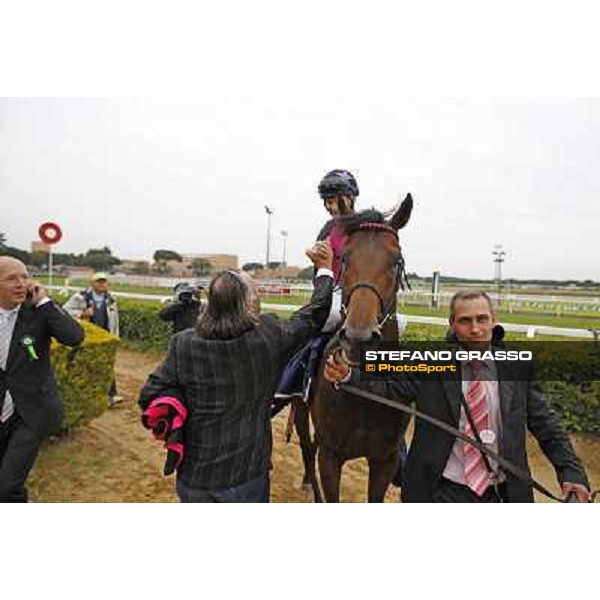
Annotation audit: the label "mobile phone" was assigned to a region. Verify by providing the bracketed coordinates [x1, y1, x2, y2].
[24, 289, 34, 307]
[24, 285, 40, 307]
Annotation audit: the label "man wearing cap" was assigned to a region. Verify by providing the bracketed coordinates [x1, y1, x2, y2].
[64, 272, 122, 405]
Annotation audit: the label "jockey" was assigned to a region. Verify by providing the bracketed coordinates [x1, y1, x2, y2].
[315, 169, 408, 335]
[315, 169, 358, 332]
[316, 169, 358, 278]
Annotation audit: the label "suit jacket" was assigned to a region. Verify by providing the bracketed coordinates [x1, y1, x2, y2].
[139, 274, 333, 490]
[0, 301, 84, 437]
[351, 356, 589, 502]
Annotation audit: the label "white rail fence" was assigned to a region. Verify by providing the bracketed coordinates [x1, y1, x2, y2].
[50, 286, 599, 340]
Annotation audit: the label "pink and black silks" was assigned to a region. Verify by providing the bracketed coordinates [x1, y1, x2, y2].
[142, 396, 188, 476]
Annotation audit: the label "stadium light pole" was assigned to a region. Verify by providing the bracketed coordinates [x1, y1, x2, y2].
[264, 206, 273, 269]
[492, 244, 506, 306]
[280, 230, 288, 267]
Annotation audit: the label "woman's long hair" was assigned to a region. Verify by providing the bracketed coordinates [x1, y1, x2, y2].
[196, 271, 258, 340]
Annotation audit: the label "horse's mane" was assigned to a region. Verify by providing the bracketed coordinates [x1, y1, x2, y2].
[337, 209, 385, 236]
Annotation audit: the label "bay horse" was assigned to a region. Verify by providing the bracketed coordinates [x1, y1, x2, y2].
[295, 195, 413, 502]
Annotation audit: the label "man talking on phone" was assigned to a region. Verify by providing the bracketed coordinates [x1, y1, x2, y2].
[0, 256, 84, 502]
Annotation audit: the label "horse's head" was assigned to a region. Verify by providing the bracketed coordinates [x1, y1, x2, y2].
[337, 194, 413, 362]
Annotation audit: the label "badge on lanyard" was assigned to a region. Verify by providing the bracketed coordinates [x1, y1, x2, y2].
[480, 429, 496, 445]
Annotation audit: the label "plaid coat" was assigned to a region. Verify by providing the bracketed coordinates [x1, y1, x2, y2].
[139, 274, 333, 490]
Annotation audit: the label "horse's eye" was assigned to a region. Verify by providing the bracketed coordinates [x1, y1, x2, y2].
[342, 253, 349, 265]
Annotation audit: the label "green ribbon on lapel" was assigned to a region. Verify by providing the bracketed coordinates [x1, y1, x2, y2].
[20, 335, 39, 361]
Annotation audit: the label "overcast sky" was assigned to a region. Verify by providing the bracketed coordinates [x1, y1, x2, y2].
[1, 97, 599, 280]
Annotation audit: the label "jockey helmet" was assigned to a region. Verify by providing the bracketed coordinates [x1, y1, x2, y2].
[318, 169, 359, 199]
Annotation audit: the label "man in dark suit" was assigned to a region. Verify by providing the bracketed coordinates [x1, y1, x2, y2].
[0, 256, 84, 502]
[324, 290, 591, 503]
[140, 241, 334, 502]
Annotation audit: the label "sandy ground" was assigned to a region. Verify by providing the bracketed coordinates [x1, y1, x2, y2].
[28, 348, 600, 502]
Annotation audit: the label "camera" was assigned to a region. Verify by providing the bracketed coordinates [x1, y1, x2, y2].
[175, 283, 194, 303]
[174, 282, 201, 304]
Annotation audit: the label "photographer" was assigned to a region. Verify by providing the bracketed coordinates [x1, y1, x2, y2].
[158, 282, 203, 334]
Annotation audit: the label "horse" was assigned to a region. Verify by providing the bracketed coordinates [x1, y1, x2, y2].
[295, 196, 413, 502]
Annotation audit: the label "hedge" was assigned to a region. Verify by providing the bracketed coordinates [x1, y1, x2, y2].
[118, 299, 172, 351]
[51, 320, 119, 431]
[116, 299, 599, 434]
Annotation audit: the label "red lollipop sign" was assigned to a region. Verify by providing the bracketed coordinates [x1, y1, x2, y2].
[38, 222, 63, 245]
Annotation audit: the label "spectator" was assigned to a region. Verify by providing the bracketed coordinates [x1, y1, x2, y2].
[63, 272, 122, 406]
[139, 241, 333, 502]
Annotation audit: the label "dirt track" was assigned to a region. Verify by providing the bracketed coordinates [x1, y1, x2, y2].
[29, 348, 600, 502]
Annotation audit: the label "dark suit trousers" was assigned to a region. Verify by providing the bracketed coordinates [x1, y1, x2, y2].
[0, 415, 43, 502]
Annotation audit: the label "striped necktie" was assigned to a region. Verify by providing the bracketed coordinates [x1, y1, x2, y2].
[463, 360, 490, 496]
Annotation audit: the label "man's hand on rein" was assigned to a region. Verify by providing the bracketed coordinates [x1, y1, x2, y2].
[324, 351, 350, 384]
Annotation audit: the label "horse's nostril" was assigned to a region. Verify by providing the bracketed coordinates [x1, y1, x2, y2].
[371, 330, 382, 341]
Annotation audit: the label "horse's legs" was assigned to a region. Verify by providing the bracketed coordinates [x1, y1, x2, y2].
[292, 399, 322, 503]
[318, 445, 343, 503]
[367, 452, 399, 503]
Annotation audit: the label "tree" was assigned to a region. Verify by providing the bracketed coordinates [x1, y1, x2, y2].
[297, 266, 314, 280]
[0, 232, 6, 246]
[153, 249, 182, 263]
[0, 245, 30, 263]
[132, 262, 151, 275]
[267, 261, 282, 270]
[190, 258, 212, 276]
[242, 262, 264, 272]
[81, 247, 121, 271]
[29, 252, 48, 268]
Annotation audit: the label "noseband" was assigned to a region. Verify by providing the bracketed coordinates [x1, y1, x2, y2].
[340, 222, 410, 331]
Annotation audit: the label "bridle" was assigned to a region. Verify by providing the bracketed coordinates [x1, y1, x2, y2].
[339, 222, 410, 332]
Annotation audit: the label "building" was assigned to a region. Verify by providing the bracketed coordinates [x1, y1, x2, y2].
[150, 253, 239, 277]
[193, 254, 238, 272]
[118, 259, 151, 275]
[31, 241, 50, 254]
[176, 254, 238, 275]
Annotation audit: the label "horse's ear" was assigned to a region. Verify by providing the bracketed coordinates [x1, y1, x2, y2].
[388, 193, 413, 231]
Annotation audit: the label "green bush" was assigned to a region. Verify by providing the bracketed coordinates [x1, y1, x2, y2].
[52, 320, 119, 431]
[541, 381, 600, 435]
[534, 344, 600, 434]
[118, 299, 172, 351]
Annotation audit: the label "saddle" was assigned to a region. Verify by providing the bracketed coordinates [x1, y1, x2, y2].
[271, 333, 333, 417]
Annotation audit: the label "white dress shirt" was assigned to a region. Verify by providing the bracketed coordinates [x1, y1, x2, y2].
[443, 359, 505, 485]
[0, 304, 20, 422]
